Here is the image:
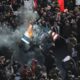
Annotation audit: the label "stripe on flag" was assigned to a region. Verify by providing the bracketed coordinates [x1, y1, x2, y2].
[21, 33, 31, 44]
[21, 24, 33, 44]
[52, 32, 59, 41]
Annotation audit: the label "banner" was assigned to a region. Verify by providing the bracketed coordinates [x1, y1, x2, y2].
[58, 0, 64, 12]
[33, 0, 38, 10]
[76, 0, 80, 5]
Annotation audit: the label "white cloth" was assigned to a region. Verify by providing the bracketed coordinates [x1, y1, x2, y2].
[72, 48, 77, 57]
[62, 55, 71, 62]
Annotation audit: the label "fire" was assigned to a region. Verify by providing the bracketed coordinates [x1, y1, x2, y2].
[25, 24, 33, 38]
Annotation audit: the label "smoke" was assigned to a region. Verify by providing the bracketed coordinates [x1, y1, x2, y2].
[0, 1, 44, 65]
[0, 0, 36, 46]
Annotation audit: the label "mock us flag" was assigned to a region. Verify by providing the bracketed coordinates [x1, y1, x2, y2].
[21, 24, 33, 44]
[52, 32, 59, 41]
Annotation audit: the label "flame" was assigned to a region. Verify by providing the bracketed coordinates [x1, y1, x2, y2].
[25, 24, 33, 38]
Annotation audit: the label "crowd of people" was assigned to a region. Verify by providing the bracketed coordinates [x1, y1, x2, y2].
[35, 0, 80, 80]
[0, 0, 24, 30]
[0, 0, 80, 80]
[0, 55, 63, 80]
[0, 53, 80, 80]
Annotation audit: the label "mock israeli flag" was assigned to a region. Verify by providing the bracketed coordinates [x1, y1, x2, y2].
[21, 24, 33, 44]
[21, 32, 31, 44]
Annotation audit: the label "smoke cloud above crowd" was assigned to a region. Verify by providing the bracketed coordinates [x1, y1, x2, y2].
[0, 1, 44, 65]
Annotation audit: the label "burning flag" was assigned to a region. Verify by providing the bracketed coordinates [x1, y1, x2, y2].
[21, 24, 33, 44]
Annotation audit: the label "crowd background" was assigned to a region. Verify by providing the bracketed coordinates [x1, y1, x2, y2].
[0, 0, 80, 80]
[0, 0, 24, 30]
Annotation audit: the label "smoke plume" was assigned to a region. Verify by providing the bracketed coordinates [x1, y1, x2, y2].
[0, 1, 44, 65]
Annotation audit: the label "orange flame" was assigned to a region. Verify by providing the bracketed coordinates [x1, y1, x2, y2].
[27, 24, 33, 38]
